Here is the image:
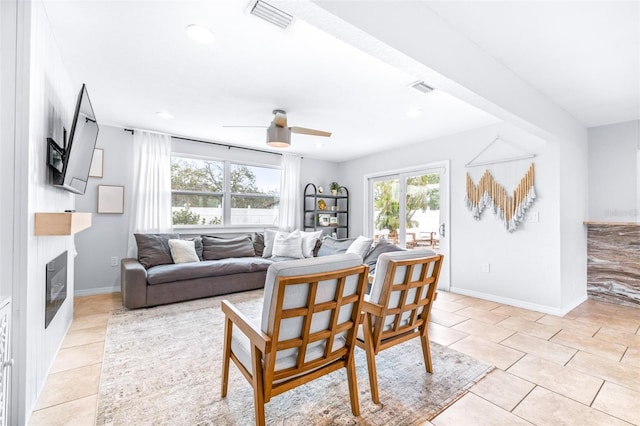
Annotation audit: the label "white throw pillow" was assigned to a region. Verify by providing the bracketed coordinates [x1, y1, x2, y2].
[301, 230, 323, 258]
[346, 235, 374, 259]
[272, 230, 304, 259]
[168, 239, 200, 264]
[262, 229, 278, 258]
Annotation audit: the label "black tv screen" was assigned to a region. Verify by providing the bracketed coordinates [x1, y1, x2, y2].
[52, 84, 99, 194]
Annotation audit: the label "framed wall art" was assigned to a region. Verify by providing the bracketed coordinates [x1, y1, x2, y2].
[89, 148, 104, 178]
[97, 184, 124, 214]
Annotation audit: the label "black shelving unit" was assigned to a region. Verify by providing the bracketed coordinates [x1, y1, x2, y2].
[303, 183, 349, 238]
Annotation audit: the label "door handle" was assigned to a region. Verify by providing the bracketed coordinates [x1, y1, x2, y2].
[439, 223, 445, 238]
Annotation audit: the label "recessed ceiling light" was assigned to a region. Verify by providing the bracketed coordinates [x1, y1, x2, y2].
[406, 108, 423, 118]
[156, 111, 174, 120]
[186, 24, 215, 44]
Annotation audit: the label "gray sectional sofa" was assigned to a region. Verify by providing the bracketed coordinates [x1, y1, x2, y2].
[121, 232, 277, 309]
[121, 231, 405, 309]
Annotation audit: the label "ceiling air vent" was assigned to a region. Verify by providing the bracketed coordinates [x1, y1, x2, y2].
[409, 81, 434, 94]
[250, 0, 293, 29]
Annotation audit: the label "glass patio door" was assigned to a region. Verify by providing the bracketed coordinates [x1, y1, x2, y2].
[369, 162, 449, 290]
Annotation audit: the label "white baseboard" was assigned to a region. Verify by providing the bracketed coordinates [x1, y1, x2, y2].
[560, 294, 588, 316]
[74, 286, 120, 296]
[449, 286, 575, 316]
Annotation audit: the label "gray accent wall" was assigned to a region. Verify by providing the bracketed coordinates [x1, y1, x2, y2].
[74, 125, 134, 294]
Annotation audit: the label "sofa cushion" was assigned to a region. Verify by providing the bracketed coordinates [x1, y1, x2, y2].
[301, 230, 323, 258]
[252, 232, 265, 257]
[272, 230, 304, 259]
[202, 235, 256, 260]
[135, 233, 180, 269]
[183, 236, 204, 261]
[168, 239, 200, 264]
[346, 235, 374, 259]
[147, 257, 274, 285]
[262, 229, 277, 258]
[316, 236, 357, 257]
[363, 238, 406, 274]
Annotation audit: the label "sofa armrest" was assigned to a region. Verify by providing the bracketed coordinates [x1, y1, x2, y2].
[121, 258, 148, 309]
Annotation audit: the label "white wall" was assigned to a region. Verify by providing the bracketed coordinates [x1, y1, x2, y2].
[338, 122, 568, 313]
[0, 2, 20, 422]
[74, 131, 339, 295]
[10, 1, 78, 423]
[588, 120, 640, 222]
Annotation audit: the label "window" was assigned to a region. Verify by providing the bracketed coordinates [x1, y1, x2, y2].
[171, 155, 280, 227]
[370, 170, 441, 248]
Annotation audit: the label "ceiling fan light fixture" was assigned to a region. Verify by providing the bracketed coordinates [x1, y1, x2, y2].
[266, 122, 290, 148]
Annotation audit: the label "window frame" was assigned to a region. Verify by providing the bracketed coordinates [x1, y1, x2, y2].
[171, 153, 281, 230]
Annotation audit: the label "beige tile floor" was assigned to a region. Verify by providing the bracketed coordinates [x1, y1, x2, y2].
[29, 291, 640, 425]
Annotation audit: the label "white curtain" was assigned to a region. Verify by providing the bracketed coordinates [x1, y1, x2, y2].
[278, 154, 301, 231]
[126, 131, 173, 257]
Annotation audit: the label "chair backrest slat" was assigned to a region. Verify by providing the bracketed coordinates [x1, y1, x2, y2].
[368, 251, 443, 347]
[261, 253, 368, 392]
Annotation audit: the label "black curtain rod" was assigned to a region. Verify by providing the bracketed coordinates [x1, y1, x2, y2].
[122, 128, 284, 157]
[172, 135, 284, 157]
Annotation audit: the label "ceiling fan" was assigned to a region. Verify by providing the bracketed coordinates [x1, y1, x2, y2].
[224, 109, 331, 148]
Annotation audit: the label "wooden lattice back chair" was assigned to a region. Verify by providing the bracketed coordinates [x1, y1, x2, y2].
[221, 253, 369, 426]
[357, 249, 443, 404]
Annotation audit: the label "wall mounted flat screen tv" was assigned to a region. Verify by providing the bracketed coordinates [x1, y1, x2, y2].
[51, 84, 99, 195]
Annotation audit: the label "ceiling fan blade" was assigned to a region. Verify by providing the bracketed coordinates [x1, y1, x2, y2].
[222, 125, 267, 128]
[273, 111, 288, 127]
[289, 126, 332, 137]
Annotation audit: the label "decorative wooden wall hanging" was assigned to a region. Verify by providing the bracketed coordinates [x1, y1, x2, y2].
[465, 163, 536, 232]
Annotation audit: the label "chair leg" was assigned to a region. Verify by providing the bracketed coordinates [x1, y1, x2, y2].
[251, 345, 266, 426]
[346, 355, 360, 417]
[221, 316, 233, 397]
[363, 316, 380, 404]
[420, 334, 433, 373]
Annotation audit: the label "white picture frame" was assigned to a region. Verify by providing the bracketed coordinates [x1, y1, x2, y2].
[97, 185, 124, 214]
[89, 148, 103, 178]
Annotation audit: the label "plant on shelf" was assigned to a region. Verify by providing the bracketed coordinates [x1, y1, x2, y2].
[330, 182, 342, 196]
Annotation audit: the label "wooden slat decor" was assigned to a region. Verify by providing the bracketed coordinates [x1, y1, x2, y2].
[464, 163, 536, 232]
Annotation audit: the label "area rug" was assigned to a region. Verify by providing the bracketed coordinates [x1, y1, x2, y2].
[96, 289, 492, 425]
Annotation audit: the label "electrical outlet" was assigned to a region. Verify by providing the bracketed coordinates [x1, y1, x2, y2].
[482, 263, 490, 273]
[110, 256, 119, 267]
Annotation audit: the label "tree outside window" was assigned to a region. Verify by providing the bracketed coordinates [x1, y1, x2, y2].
[171, 156, 280, 226]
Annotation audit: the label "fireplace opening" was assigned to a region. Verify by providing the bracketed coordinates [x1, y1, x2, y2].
[45, 251, 67, 328]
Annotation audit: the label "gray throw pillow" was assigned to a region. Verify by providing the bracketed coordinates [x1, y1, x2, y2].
[202, 235, 256, 260]
[363, 238, 406, 274]
[135, 233, 180, 269]
[316, 237, 356, 257]
[252, 232, 265, 257]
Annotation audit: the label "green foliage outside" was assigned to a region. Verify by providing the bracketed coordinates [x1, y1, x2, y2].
[374, 174, 440, 234]
[172, 205, 201, 225]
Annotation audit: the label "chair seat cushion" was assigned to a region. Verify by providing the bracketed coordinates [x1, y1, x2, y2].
[231, 327, 346, 379]
[146, 257, 274, 285]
